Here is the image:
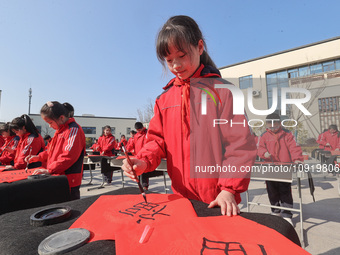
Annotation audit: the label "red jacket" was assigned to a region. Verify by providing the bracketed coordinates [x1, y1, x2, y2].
[127, 128, 147, 155]
[0, 136, 4, 148]
[0, 136, 20, 165]
[257, 128, 303, 162]
[118, 138, 127, 150]
[136, 64, 257, 204]
[316, 132, 326, 149]
[14, 133, 45, 169]
[97, 134, 116, 156]
[316, 130, 339, 151]
[126, 137, 135, 154]
[90, 143, 100, 152]
[37, 118, 85, 188]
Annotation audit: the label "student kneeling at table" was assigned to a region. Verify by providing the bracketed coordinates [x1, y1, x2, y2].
[26, 101, 86, 200]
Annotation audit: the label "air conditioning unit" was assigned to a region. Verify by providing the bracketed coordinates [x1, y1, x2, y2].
[252, 90, 260, 97]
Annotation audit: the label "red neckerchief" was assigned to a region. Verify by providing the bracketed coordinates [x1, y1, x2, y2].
[173, 64, 205, 139]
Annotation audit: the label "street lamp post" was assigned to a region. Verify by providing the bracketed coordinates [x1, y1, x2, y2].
[28, 88, 32, 115]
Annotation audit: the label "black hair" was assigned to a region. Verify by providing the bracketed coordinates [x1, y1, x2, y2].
[135, 122, 144, 130]
[266, 113, 281, 122]
[10, 114, 40, 137]
[64, 102, 74, 117]
[130, 130, 137, 135]
[156, 15, 216, 69]
[121, 134, 126, 138]
[43, 135, 52, 141]
[329, 124, 338, 131]
[0, 122, 16, 136]
[101, 125, 111, 136]
[40, 101, 75, 121]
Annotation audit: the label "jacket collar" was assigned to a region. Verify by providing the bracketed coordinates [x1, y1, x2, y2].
[162, 64, 221, 90]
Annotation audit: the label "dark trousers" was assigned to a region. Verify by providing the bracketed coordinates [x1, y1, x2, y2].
[70, 186, 80, 200]
[266, 181, 293, 218]
[102, 158, 113, 183]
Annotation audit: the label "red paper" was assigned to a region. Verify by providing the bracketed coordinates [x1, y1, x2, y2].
[0, 166, 7, 173]
[0, 169, 36, 183]
[70, 194, 309, 254]
[69, 194, 197, 242]
[116, 216, 310, 255]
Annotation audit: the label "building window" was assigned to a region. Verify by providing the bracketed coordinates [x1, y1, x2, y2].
[239, 75, 253, 89]
[83, 127, 96, 134]
[322, 61, 335, 72]
[318, 96, 340, 131]
[111, 127, 116, 134]
[126, 127, 131, 134]
[288, 68, 298, 78]
[336, 60, 340, 70]
[298, 66, 310, 77]
[266, 71, 289, 116]
[36, 125, 42, 134]
[310, 63, 323, 74]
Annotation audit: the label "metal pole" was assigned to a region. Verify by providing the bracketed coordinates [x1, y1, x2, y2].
[28, 88, 32, 115]
[0, 90, 2, 121]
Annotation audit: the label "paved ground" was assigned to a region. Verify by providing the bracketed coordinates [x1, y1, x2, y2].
[80, 164, 340, 255]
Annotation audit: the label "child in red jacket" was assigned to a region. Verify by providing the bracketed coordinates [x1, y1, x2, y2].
[316, 125, 338, 151]
[0, 123, 20, 165]
[122, 15, 257, 216]
[97, 125, 116, 184]
[126, 122, 150, 190]
[257, 113, 303, 225]
[126, 130, 136, 155]
[6, 114, 45, 170]
[27, 101, 86, 200]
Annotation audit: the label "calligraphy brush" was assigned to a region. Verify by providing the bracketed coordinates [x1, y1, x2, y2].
[25, 147, 32, 173]
[121, 145, 147, 203]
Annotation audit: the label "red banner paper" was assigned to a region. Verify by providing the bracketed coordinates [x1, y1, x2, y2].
[70, 194, 197, 242]
[0, 169, 36, 183]
[116, 216, 310, 255]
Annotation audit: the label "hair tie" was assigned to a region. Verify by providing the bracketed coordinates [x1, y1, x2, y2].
[46, 101, 54, 107]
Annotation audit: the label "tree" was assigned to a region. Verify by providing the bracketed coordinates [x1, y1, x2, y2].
[41, 123, 54, 137]
[287, 61, 327, 138]
[136, 99, 154, 123]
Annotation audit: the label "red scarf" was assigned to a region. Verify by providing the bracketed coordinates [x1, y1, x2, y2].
[267, 128, 282, 161]
[173, 64, 205, 139]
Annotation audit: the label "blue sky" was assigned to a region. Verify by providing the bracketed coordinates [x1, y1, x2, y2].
[0, 0, 339, 122]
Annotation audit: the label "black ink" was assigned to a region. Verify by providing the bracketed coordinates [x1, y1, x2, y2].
[200, 237, 247, 255]
[139, 205, 170, 220]
[257, 244, 267, 255]
[118, 202, 171, 221]
[136, 219, 141, 224]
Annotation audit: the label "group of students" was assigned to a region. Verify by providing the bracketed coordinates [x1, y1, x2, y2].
[0, 101, 85, 200]
[0, 115, 46, 170]
[0, 15, 313, 219]
[90, 122, 151, 188]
